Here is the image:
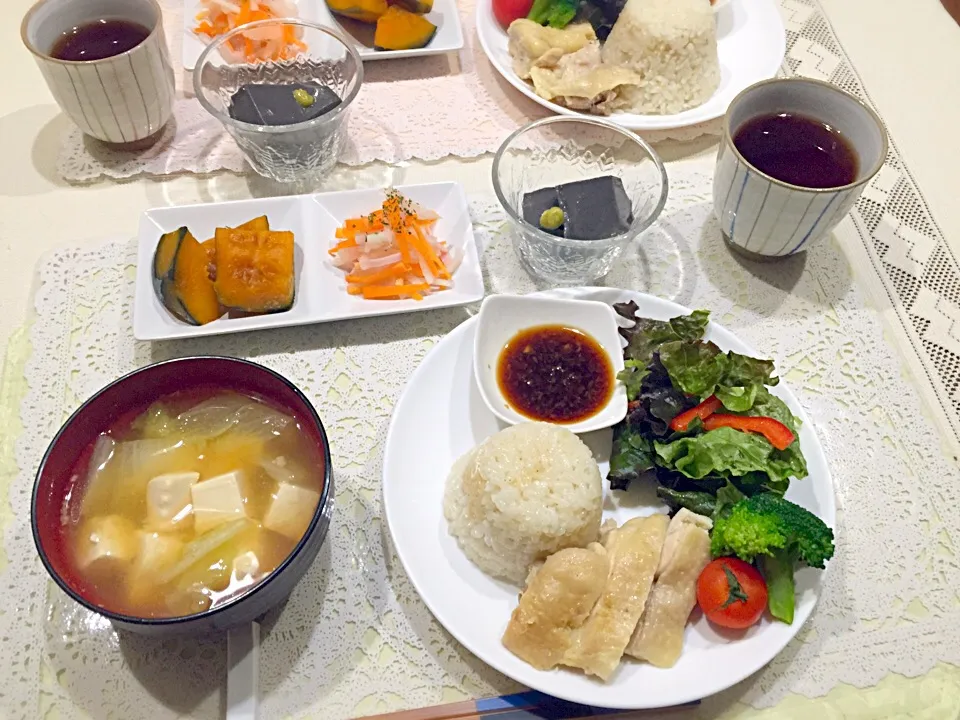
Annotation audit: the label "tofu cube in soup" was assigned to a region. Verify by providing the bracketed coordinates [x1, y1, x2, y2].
[264, 482, 320, 541]
[146, 471, 199, 529]
[191, 471, 248, 534]
[133, 531, 184, 578]
[128, 532, 185, 604]
[75, 515, 139, 573]
[233, 550, 261, 580]
[64, 389, 327, 619]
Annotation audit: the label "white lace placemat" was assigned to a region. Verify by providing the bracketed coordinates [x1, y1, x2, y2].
[56, 0, 819, 182]
[4, 165, 960, 719]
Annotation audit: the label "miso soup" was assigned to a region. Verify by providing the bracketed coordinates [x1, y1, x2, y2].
[62, 389, 324, 618]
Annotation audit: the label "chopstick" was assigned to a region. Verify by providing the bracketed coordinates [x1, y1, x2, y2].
[357, 691, 699, 720]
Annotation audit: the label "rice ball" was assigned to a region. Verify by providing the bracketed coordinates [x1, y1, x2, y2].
[443, 423, 603, 584]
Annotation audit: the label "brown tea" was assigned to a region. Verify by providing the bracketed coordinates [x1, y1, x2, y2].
[51, 19, 150, 62]
[733, 112, 859, 189]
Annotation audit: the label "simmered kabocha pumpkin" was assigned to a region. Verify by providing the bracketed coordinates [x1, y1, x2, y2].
[153, 227, 221, 325]
[234, 215, 270, 233]
[198, 216, 266, 278]
[213, 229, 295, 313]
[153, 216, 296, 325]
[153, 227, 188, 281]
[171, 232, 223, 325]
[158, 277, 190, 323]
[201, 238, 217, 271]
[389, 0, 434, 14]
[326, 0, 388, 22]
[374, 6, 437, 50]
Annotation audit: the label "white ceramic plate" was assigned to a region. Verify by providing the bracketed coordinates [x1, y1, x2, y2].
[182, 0, 465, 71]
[133, 182, 484, 341]
[475, 0, 786, 132]
[382, 286, 836, 709]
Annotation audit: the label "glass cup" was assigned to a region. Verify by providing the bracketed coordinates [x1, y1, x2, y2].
[492, 117, 669, 285]
[194, 19, 363, 183]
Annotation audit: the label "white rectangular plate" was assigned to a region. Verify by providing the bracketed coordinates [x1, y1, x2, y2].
[182, 0, 464, 71]
[134, 182, 484, 341]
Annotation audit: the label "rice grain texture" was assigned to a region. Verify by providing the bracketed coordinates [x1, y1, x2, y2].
[443, 423, 603, 585]
[601, 0, 720, 115]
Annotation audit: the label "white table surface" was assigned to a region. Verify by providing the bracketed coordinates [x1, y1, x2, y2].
[3, 1, 960, 717]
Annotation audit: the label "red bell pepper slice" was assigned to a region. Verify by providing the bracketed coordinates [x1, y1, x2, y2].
[669, 395, 722, 432]
[703, 414, 796, 451]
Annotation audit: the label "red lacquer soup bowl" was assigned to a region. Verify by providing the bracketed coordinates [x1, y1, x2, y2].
[32, 356, 333, 635]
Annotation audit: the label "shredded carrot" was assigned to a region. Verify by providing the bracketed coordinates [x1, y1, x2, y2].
[236, 0, 251, 25]
[192, 0, 306, 63]
[394, 229, 413, 264]
[409, 225, 443, 275]
[361, 284, 430, 300]
[328, 238, 357, 255]
[328, 189, 455, 301]
[345, 262, 411, 285]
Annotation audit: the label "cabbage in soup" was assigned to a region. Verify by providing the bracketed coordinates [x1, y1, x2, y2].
[63, 390, 324, 618]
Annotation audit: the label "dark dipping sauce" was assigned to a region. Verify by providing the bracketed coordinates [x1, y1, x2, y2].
[51, 19, 150, 62]
[497, 325, 614, 424]
[733, 112, 859, 189]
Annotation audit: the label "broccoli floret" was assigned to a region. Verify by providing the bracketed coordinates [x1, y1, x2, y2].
[711, 493, 834, 566]
[710, 493, 835, 623]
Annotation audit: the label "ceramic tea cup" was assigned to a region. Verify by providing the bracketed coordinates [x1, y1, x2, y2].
[21, 0, 175, 147]
[713, 78, 887, 259]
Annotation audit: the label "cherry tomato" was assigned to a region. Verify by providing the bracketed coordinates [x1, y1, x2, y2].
[493, 0, 533, 28]
[696, 557, 767, 629]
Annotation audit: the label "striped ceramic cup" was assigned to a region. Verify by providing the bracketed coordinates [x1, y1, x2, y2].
[713, 78, 887, 259]
[21, 0, 175, 147]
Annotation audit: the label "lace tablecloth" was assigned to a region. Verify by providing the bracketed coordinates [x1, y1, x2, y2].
[55, 0, 828, 182]
[4, 152, 960, 718]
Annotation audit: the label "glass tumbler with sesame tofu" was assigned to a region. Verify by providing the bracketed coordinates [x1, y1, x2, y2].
[194, 18, 363, 183]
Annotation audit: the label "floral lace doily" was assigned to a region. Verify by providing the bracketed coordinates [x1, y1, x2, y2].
[3, 164, 959, 719]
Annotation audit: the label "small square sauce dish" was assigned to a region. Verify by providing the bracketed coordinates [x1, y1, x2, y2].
[473, 295, 627, 434]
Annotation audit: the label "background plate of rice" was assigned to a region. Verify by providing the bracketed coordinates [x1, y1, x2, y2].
[382, 287, 835, 709]
[475, 0, 786, 131]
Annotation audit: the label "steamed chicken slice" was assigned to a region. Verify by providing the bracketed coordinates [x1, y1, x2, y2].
[502, 544, 609, 670]
[528, 42, 641, 116]
[626, 509, 713, 668]
[562, 514, 669, 681]
[507, 20, 596, 79]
